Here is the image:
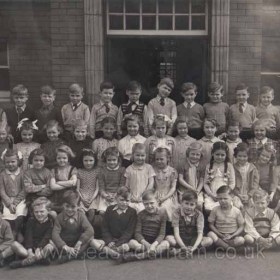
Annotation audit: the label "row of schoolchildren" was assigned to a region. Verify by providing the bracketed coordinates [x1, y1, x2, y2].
[0, 77, 280, 143]
[0, 137, 280, 268]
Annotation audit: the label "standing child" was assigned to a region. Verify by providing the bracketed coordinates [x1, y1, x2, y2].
[177, 82, 205, 139]
[204, 141, 235, 212]
[16, 120, 40, 170]
[5, 84, 35, 143]
[147, 77, 177, 135]
[41, 120, 65, 169]
[229, 83, 256, 141]
[0, 213, 14, 267]
[126, 190, 169, 261]
[0, 149, 27, 240]
[220, 122, 242, 163]
[173, 117, 195, 170]
[67, 120, 93, 168]
[125, 143, 155, 213]
[247, 119, 278, 164]
[145, 115, 176, 165]
[50, 145, 77, 213]
[52, 190, 94, 263]
[244, 189, 280, 250]
[198, 118, 221, 167]
[89, 81, 118, 139]
[77, 149, 99, 224]
[35, 85, 63, 143]
[203, 82, 229, 135]
[9, 197, 56, 269]
[23, 148, 53, 205]
[208, 186, 245, 249]
[166, 191, 213, 257]
[90, 187, 137, 259]
[98, 147, 126, 213]
[178, 142, 204, 210]
[254, 145, 277, 201]
[117, 81, 149, 138]
[61, 83, 90, 140]
[256, 86, 280, 140]
[118, 115, 146, 167]
[92, 117, 118, 166]
[233, 143, 259, 209]
[153, 147, 178, 221]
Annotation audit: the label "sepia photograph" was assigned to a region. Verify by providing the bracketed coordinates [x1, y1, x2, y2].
[0, 0, 280, 279]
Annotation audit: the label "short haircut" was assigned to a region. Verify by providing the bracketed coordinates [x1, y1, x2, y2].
[208, 82, 223, 94]
[29, 148, 46, 164]
[158, 77, 174, 89]
[181, 190, 198, 202]
[233, 142, 249, 157]
[69, 83, 83, 94]
[32, 197, 51, 211]
[252, 189, 269, 202]
[63, 190, 79, 206]
[56, 144, 75, 159]
[101, 146, 122, 163]
[123, 114, 140, 127]
[235, 83, 248, 91]
[226, 121, 242, 131]
[142, 189, 156, 201]
[252, 119, 266, 131]
[260, 86, 274, 96]
[3, 148, 22, 167]
[186, 142, 203, 157]
[100, 80, 114, 91]
[181, 82, 197, 93]
[73, 119, 88, 130]
[126, 80, 142, 92]
[216, 185, 232, 195]
[116, 186, 131, 200]
[11, 84, 28, 96]
[41, 85, 56, 96]
[43, 120, 63, 134]
[132, 143, 145, 154]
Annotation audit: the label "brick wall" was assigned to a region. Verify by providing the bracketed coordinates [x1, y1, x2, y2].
[50, 0, 85, 106]
[228, 0, 263, 105]
[1, 0, 51, 108]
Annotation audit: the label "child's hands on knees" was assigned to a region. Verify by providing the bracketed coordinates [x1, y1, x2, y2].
[63, 245, 76, 256]
[35, 248, 42, 260]
[141, 240, 151, 251]
[27, 249, 35, 258]
[74, 241, 82, 255]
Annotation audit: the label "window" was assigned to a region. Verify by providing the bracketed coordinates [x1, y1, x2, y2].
[0, 39, 10, 102]
[261, 1, 280, 103]
[106, 0, 208, 35]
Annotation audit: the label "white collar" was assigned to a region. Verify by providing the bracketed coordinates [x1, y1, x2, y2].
[5, 168, 21, 176]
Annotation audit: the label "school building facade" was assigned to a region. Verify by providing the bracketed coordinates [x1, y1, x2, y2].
[0, 0, 279, 108]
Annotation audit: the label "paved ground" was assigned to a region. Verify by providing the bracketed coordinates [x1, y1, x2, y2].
[1, 250, 280, 280]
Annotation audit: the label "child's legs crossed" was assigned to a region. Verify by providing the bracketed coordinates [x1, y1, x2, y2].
[128, 239, 144, 251]
[244, 234, 255, 245]
[11, 241, 28, 258]
[156, 240, 170, 254]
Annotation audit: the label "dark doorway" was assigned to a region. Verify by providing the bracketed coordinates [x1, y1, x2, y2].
[106, 37, 209, 106]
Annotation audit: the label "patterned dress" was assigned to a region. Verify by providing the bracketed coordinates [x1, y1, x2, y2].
[77, 168, 99, 211]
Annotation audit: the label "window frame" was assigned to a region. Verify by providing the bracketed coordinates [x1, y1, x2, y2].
[106, 0, 208, 36]
[0, 40, 10, 102]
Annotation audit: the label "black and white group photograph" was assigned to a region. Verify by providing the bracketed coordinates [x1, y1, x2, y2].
[0, 0, 280, 279]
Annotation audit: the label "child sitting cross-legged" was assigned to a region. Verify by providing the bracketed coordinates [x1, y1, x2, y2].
[52, 190, 94, 264]
[9, 197, 56, 269]
[90, 187, 137, 259]
[244, 189, 280, 250]
[207, 185, 245, 250]
[166, 190, 213, 258]
[120, 190, 169, 263]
